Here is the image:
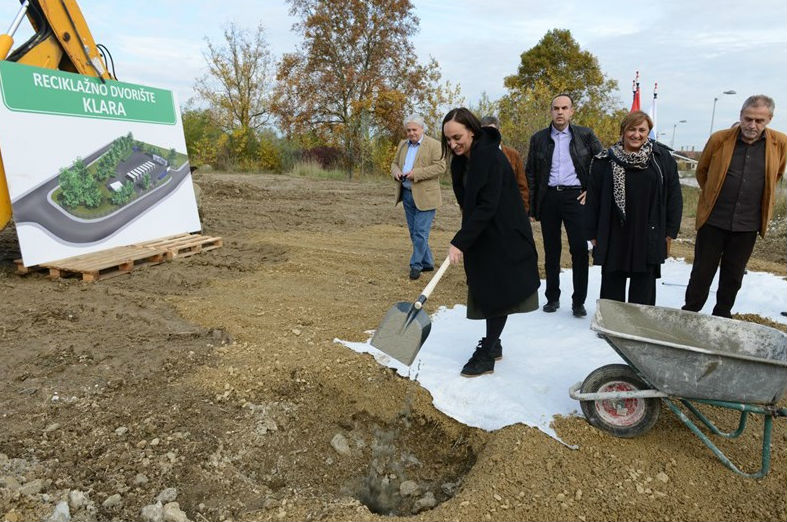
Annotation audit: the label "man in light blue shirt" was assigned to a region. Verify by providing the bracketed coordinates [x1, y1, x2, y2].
[391, 115, 445, 280]
[525, 94, 602, 317]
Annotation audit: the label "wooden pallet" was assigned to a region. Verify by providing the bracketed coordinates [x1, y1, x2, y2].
[14, 233, 222, 282]
[139, 233, 223, 259]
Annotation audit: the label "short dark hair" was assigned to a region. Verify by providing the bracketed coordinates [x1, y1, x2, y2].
[551, 93, 574, 108]
[441, 107, 483, 158]
[619, 110, 653, 135]
[480, 115, 500, 128]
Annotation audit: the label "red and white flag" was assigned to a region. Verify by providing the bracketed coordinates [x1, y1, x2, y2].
[630, 71, 640, 112]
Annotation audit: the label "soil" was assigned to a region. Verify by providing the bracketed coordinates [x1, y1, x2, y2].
[0, 172, 785, 522]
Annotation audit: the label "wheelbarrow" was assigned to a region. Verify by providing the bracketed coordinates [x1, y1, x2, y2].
[569, 299, 787, 478]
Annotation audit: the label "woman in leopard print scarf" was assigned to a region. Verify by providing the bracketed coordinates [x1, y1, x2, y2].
[584, 111, 683, 305]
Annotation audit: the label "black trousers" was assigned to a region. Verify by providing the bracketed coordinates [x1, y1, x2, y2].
[682, 224, 757, 318]
[540, 188, 588, 305]
[600, 267, 656, 305]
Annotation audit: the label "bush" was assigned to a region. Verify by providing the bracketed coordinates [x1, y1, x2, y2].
[302, 146, 342, 169]
[276, 139, 300, 173]
[370, 137, 396, 179]
[257, 135, 282, 172]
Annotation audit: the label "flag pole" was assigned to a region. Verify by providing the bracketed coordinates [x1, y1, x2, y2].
[630, 71, 641, 112]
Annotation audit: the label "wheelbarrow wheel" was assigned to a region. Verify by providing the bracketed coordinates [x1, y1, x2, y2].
[580, 364, 660, 438]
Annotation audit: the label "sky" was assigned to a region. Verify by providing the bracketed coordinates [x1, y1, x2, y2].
[2, 1, 785, 151]
[339, 258, 787, 440]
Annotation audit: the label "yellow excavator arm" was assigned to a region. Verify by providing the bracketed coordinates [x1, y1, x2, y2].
[0, 0, 114, 229]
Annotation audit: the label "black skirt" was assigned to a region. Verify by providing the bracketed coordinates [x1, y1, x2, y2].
[466, 288, 539, 319]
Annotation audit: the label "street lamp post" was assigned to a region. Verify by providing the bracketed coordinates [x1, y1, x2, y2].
[671, 120, 687, 149]
[709, 90, 736, 136]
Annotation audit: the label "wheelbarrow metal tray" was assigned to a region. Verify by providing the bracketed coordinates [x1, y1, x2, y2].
[592, 300, 787, 404]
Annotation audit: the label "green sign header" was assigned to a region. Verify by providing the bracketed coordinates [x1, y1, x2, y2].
[0, 61, 176, 124]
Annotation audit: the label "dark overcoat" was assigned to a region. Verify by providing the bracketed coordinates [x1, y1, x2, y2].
[584, 142, 683, 267]
[450, 127, 540, 316]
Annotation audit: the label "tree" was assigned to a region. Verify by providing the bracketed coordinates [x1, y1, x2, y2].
[505, 29, 610, 103]
[469, 92, 499, 123]
[182, 106, 225, 167]
[57, 157, 104, 209]
[421, 77, 465, 141]
[273, 0, 449, 176]
[95, 156, 113, 182]
[111, 181, 135, 206]
[496, 83, 554, 156]
[194, 23, 274, 132]
[500, 29, 626, 156]
[58, 167, 81, 208]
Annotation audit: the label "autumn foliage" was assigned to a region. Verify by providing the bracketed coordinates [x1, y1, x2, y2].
[186, 14, 626, 177]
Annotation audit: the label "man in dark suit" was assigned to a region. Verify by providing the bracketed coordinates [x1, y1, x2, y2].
[525, 94, 602, 317]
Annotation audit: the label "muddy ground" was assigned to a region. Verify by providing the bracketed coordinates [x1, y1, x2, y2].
[0, 172, 785, 522]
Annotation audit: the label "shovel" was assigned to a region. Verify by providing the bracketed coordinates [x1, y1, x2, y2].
[370, 256, 451, 366]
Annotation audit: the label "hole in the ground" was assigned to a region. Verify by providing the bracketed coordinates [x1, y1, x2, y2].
[345, 408, 477, 516]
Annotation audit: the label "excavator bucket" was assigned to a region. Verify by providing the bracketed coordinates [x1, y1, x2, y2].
[0, 158, 10, 230]
[0, 0, 114, 231]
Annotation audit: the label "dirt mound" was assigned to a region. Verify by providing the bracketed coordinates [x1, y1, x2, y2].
[0, 172, 784, 521]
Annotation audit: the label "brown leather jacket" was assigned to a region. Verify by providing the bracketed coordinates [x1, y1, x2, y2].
[695, 127, 786, 237]
[501, 144, 529, 213]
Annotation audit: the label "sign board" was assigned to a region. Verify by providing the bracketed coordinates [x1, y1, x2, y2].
[0, 61, 200, 266]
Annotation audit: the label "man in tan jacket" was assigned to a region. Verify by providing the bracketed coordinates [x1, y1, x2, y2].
[480, 115, 529, 213]
[683, 95, 787, 317]
[391, 114, 445, 280]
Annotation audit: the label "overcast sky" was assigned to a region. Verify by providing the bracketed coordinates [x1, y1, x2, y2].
[2, 1, 785, 150]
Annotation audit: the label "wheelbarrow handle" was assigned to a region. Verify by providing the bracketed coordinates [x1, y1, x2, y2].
[414, 256, 451, 310]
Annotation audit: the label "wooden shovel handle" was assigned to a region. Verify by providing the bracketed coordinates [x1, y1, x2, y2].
[414, 256, 451, 309]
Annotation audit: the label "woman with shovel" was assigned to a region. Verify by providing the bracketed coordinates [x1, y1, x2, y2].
[442, 108, 541, 377]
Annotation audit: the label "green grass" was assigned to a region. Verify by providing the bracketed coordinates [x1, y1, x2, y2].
[679, 175, 786, 223]
[290, 161, 347, 180]
[772, 177, 786, 220]
[681, 184, 700, 218]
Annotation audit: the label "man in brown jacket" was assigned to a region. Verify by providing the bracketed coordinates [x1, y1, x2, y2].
[480, 115, 529, 213]
[391, 114, 446, 280]
[683, 95, 787, 317]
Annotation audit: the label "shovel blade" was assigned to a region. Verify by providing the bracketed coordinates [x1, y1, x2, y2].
[370, 301, 432, 366]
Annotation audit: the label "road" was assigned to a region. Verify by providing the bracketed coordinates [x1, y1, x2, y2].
[12, 149, 192, 244]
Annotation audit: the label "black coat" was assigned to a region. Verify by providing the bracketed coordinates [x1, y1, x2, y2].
[525, 123, 603, 220]
[584, 142, 683, 267]
[450, 127, 540, 316]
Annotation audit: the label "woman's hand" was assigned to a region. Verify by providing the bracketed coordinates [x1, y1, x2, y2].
[666, 236, 673, 256]
[448, 244, 463, 265]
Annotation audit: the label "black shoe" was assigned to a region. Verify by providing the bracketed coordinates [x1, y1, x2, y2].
[409, 267, 421, 280]
[543, 301, 560, 313]
[461, 340, 495, 377]
[421, 265, 434, 272]
[572, 303, 587, 317]
[488, 338, 503, 360]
